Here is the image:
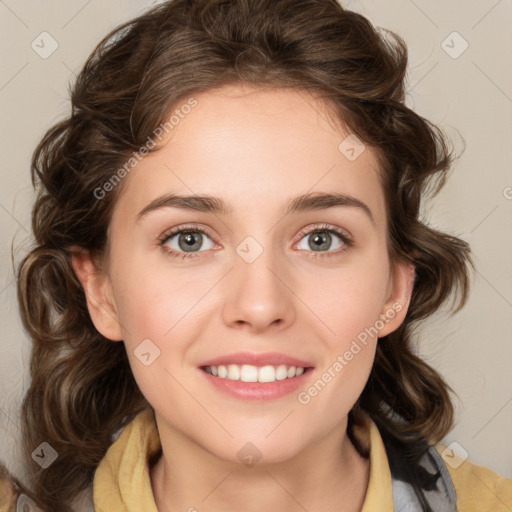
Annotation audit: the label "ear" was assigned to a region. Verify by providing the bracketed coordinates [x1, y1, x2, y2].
[377, 259, 415, 338]
[70, 247, 123, 341]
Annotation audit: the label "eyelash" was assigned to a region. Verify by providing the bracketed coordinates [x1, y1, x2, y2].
[157, 223, 353, 261]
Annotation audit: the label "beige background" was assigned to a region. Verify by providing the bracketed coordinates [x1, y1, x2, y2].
[0, 0, 511, 488]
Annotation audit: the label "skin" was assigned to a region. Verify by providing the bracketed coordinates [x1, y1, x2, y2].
[72, 84, 414, 512]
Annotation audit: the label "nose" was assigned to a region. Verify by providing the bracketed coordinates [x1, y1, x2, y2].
[221, 242, 296, 334]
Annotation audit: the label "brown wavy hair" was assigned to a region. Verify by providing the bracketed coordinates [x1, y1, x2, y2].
[16, 0, 473, 510]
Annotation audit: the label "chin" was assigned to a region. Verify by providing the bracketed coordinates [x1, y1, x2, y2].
[201, 428, 314, 468]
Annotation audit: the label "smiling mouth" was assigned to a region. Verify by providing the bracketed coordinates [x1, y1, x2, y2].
[201, 364, 310, 383]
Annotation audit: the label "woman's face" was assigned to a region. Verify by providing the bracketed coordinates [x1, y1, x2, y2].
[76, 84, 413, 465]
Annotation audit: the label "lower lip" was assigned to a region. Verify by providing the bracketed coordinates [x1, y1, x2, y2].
[199, 368, 313, 400]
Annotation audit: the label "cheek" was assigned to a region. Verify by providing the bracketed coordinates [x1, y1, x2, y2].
[297, 258, 388, 407]
[298, 274, 382, 420]
[110, 247, 203, 342]
[304, 262, 390, 346]
[113, 272, 197, 414]
[109, 251, 213, 395]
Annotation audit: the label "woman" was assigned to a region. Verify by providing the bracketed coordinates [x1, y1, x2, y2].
[4, 0, 511, 510]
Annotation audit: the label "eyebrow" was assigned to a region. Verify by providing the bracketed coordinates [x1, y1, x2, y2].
[136, 191, 375, 225]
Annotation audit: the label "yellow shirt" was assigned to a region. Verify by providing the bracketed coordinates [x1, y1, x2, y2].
[93, 408, 512, 512]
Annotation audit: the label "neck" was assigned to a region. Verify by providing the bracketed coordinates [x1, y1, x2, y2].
[150, 417, 370, 512]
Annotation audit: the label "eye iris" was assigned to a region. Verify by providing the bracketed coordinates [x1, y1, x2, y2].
[309, 231, 331, 251]
[179, 232, 202, 252]
[170, 229, 339, 255]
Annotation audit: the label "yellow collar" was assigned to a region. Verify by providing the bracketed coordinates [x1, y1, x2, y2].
[93, 408, 394, 511]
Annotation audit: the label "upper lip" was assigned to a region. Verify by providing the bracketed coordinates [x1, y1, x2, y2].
[199, 352, 314, 368]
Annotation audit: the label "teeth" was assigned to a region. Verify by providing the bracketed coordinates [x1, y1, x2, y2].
[204, 364, 306, 382]
[258, 365, 276, 383]
[275, 365, 288, 380]
[227, 364, 240, 380]
[240, 364, 258, 382]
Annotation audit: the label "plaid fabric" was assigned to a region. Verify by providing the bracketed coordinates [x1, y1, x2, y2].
[387, 445, 457, 511]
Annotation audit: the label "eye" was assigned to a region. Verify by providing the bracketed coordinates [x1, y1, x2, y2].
[158, 225, 214, 260]
[295, 224, 353, 258]
[158, 223, 353, 261]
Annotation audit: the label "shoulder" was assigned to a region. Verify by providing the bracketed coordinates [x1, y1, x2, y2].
[0, 467, 18, 512]
[435, 445, 512, 512]
[0, 466, 44, 512]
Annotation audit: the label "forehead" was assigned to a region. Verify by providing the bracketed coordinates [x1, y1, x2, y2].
[113, 84, 386, 229]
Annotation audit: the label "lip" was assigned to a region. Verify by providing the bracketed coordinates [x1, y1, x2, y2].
[198, 351, 315, 401]
[199, 351, 314, 369]
[200, 368, 312, 400]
